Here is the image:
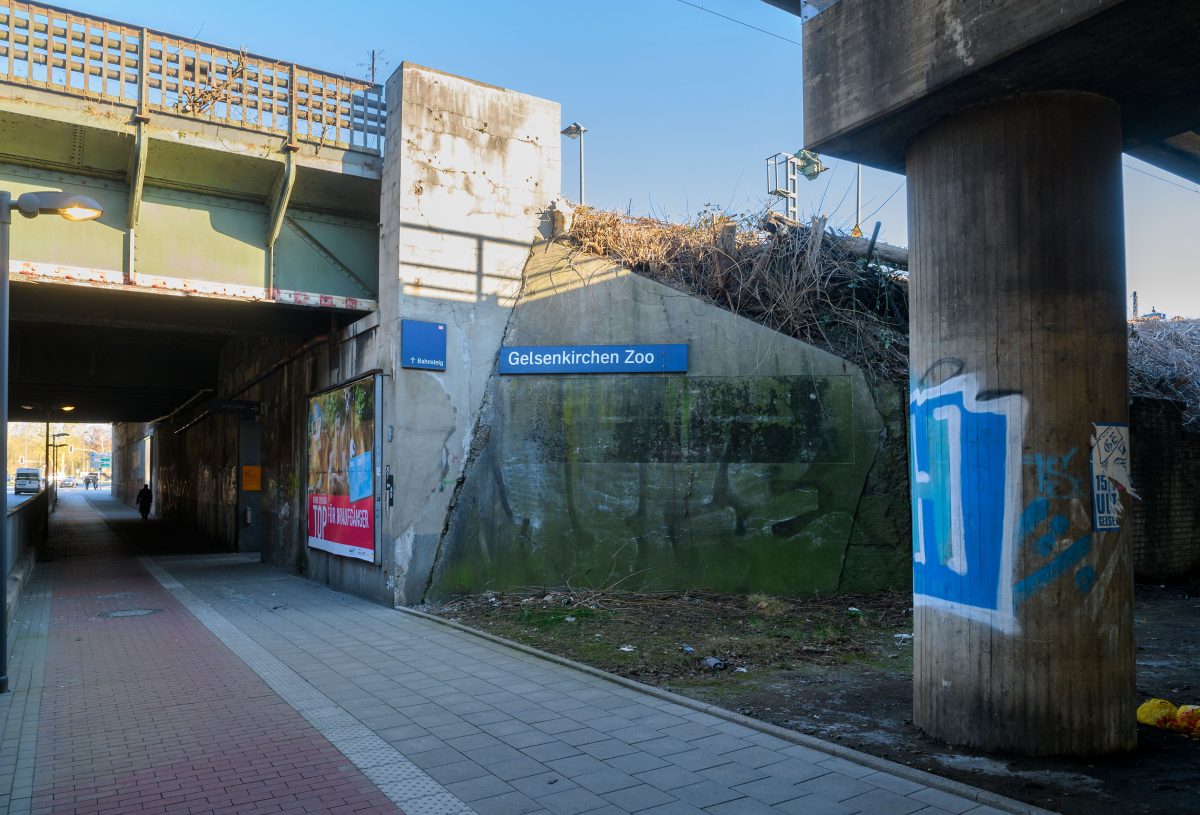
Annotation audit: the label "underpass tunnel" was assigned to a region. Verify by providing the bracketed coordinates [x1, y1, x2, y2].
[9, 278, 369, 561]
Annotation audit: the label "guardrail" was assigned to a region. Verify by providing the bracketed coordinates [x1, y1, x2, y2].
[0, 1, 385, 153]
[6, 488, 46, 577]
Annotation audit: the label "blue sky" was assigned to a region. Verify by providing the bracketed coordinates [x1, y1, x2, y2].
[86, 0, 1200, 317]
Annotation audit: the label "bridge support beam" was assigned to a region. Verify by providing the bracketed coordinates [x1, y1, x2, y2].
[266, 148, 298, 296]
[125, 116, 149, 283]
[908, 91, 1135, 754]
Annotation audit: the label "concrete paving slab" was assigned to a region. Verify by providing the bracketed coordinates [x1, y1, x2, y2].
[0, 494, 1057, 815]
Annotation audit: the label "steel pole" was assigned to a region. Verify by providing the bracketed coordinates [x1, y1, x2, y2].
[0, 192, 11, 694]
[855, 163, 861, 228]
[42, 412, 48, 547]
[579, 132, 585, 206]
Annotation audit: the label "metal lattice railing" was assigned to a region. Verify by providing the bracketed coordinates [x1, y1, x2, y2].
[0, 1, 385, 153]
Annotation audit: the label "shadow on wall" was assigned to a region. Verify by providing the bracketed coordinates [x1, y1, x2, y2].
[395, 219, 557, 308]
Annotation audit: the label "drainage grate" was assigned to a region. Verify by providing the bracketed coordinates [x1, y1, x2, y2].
[97, 608, 162, 618]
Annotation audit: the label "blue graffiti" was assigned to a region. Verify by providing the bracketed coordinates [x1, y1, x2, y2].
[911, 374, 1025, 629]
[1075, 565, 1097, 593]
[1013, 532, 1092, 604]
[1023, 449, 1085, 500]
[1015, 450, 1095, 606]
[1019, 498, 1070, 556]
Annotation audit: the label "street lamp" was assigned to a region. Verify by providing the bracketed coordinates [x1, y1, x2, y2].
[0, 189, 103, 695]
[560, 122, 587, 206]
[51, 432, 68, 505]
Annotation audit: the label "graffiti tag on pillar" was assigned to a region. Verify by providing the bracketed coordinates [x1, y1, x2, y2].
[1025, 449, 1085, 501]
[1013, 449, 1094, 606]
[1090, 423, 1135, 531]
[910, 374, 1026, 632]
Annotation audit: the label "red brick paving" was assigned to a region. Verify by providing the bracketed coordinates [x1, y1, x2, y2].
[31, 535, 403, 814]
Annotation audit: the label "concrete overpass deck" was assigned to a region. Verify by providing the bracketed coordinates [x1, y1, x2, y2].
[770, 0, 1200, 184]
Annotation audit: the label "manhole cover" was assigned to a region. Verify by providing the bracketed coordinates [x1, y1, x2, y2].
[97, 608, 162, 618]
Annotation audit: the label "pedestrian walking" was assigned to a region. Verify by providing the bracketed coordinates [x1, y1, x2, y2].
[136, 483, 152, 520]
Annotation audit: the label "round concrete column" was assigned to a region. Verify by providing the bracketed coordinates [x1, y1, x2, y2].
[907, 92, 1135, 754]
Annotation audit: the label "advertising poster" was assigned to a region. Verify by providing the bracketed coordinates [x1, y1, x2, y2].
[307, 376, 377, 562]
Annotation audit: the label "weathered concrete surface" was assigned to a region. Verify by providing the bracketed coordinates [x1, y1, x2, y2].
[240, 322, 387, 602]
[426, 244, 909, 600]
[908, 92, 1134, 754]
[377, 63, 561, 606]
[802, 0, 1200, 179]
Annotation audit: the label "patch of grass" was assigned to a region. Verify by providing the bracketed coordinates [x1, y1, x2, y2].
[435, 589, 912, 680]
[748, 594, 790, 616]
[513, 606, 603, 630]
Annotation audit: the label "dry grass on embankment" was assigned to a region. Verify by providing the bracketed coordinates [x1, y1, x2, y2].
[568, 207, 1200, 427]
[567, 207, 909, 383]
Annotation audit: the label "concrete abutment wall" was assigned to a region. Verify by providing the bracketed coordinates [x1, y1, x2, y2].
[429, 245, 910, 600]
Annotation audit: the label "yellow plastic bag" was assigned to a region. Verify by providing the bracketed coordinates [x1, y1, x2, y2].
[1137, 698, 1179, 727]
[1137, 698, 1200, 737]
[1174, 705, 1200, 737]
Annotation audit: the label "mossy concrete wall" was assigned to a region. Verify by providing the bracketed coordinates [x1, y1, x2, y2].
[426, 243, 910, 600]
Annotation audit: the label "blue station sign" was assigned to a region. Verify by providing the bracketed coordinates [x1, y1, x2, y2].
[498, 344, 688, 375]
[401, 320, 447, 371]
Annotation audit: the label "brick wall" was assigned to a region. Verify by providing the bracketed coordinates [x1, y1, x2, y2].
[1130, 397, 1200, 581]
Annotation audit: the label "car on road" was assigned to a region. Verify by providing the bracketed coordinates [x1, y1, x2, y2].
[14, 468, 40, 495]
[61, 476, 76, 487]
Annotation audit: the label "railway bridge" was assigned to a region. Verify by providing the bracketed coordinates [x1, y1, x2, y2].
[0, 1, 561, 599]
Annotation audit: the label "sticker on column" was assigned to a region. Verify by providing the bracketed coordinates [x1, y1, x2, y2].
[1090, 423, 1136, 531]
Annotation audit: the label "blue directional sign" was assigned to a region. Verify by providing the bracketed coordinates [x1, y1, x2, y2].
[401, 320, 447, 371]
[498, 344, 688, 375]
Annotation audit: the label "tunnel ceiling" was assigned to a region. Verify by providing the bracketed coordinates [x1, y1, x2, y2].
[9, 283, 359, 423]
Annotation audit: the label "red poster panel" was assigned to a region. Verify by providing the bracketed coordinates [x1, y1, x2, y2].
[307, 494, 373, 560]
[306, 376, 376, 562]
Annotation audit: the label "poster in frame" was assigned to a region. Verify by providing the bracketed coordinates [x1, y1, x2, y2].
[306, 374, 381, 563]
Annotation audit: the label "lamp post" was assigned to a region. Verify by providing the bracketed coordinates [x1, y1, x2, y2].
[51, 433, 68, 505]
[1, 189, 103, 694]
[560, 122, 587, 206]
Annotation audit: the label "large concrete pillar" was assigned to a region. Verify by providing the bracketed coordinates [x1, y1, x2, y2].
[907, 92, 1136, 754]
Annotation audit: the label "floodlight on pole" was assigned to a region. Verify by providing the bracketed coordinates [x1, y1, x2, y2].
[0, 189, 103, 695]
[560, 122, 588, 206]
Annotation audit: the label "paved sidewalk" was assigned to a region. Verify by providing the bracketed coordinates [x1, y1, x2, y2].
[0, 493, 1044, 815]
